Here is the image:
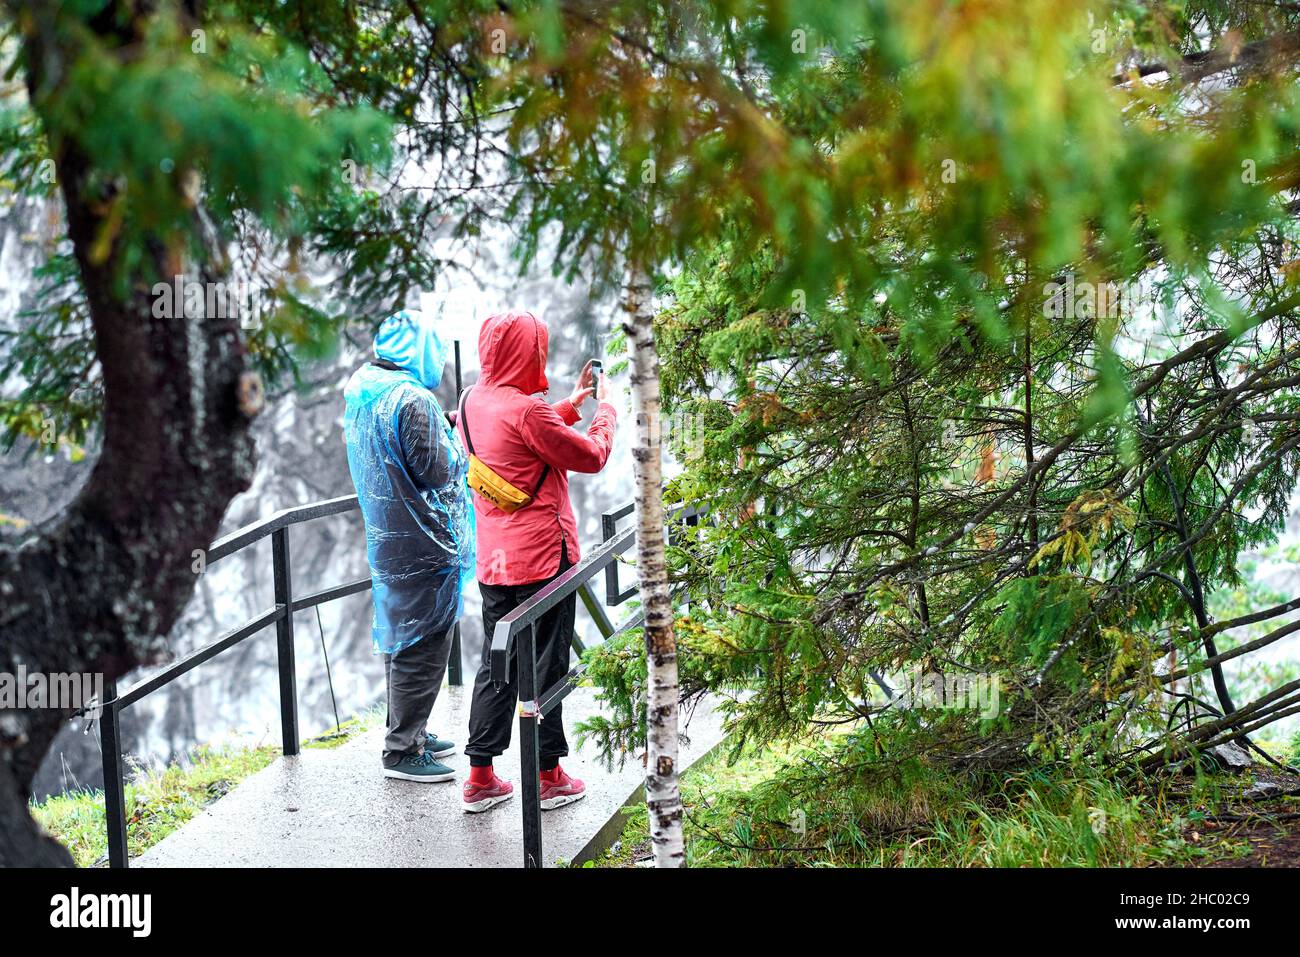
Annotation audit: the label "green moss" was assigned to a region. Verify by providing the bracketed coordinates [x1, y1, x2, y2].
[31, 708, 380, 867]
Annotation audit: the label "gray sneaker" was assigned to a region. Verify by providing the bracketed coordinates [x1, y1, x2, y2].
[383, 750, 455, 783]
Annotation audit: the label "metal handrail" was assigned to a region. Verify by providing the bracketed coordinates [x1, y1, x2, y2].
[490, 501, 709, 692]
[538, 606, 645, 717]
[601, 500, 638, 605]
[490, 500, 707, 867]
[205, 494, 361, 564]
[96, 493, 455, 869]
[96, 481, 698, 869]
[113, 606, 285, 709]
[489, 522, 637, 685]
[97, 346, 482, 868]
[105, 497, 368, 711]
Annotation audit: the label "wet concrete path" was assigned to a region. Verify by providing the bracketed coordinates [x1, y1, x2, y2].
[138, 683, 725, 868]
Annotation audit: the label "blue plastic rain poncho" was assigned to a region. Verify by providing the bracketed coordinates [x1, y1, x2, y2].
[344, 310, 475, 654]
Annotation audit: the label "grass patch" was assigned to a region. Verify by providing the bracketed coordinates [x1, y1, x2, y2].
[590, 729, 1259, 868]
[303, 711, 377, 750]
[581, 803, 650, 868]
[31, 709, 380, 867]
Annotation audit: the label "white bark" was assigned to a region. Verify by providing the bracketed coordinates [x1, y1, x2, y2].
[623, 262, 684, 867]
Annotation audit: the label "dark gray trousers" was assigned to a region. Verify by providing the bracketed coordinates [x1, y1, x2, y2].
[382, 627, 453, 767]
[465, 543, 575, 767]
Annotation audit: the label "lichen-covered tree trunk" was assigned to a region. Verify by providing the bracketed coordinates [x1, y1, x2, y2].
[0, 1, 256, 866]
[622, 263, 684, 867]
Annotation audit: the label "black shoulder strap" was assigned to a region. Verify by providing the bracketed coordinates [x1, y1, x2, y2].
[457, 387, 476, 456]
[459, 386, 551, 499]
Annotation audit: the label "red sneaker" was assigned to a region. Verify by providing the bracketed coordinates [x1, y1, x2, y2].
[539, 766, 586, 810]
[462, 773, 514, 813]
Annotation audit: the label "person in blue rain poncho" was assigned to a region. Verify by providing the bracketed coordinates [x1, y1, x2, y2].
[344, 309, 475, 782]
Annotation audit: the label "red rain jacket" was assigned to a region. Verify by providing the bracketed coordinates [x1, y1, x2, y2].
[457, 311, 618, 585]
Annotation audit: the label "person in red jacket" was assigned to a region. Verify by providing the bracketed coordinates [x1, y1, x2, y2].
[456, 310, 618, 812]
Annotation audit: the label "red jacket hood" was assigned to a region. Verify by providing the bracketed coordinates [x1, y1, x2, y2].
[479, 311, 549, 394]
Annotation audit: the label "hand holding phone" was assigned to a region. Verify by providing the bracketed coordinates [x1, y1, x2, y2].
[569, 360, 598, 408]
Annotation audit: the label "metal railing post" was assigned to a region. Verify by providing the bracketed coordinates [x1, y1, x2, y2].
[448, 621, 463, 686]
[518, 624, 543, 867]
[578, 581, 613, 647]
[272, 526, 300, 755]
[99, 678, 129, 868]
[448, 339, 464, 686]
[602, 512, 619, 605]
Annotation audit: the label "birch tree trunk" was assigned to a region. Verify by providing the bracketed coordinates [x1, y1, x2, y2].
[622, 262, 684, 867]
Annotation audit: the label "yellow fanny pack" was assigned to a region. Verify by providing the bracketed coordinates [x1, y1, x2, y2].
[459, 387, 550, 514]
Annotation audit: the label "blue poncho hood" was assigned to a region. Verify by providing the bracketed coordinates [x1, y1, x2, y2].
[373, 309, 451, 389]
